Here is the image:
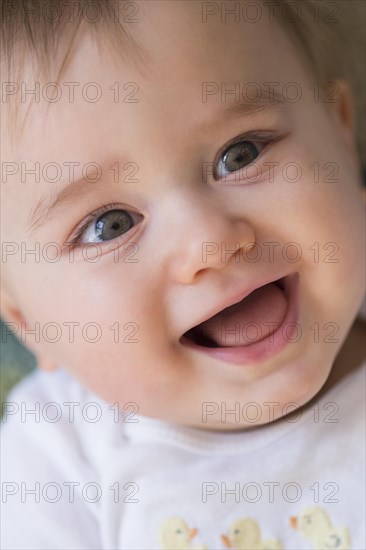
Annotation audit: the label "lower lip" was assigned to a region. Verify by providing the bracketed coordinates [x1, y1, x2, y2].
[180, 273, 299, 366]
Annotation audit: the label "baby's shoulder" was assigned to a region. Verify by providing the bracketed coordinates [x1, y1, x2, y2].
[3, 367, 85, 406]
[1, 368, 126, 473]
[2, 367, 96, 431]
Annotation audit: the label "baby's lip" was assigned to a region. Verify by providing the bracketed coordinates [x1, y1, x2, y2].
[180, 272, 289, 341]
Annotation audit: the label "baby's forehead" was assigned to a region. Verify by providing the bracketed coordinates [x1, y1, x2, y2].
[4, 0, 313, 98]
[4, 3, 308, 147]
[1, 0, 346, 159]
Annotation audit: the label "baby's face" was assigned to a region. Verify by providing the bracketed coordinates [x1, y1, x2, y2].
[2, 1, 365, 429]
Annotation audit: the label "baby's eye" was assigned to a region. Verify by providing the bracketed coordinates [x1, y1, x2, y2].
[71, 207, 142, 246]
[92, 209, 134, 241]
[215, 140, 260, 179]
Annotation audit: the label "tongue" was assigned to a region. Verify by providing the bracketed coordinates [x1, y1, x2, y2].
[196, 283, 288, 347]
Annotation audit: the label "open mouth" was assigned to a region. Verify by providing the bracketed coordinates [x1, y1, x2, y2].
[181, 276, 290, 349]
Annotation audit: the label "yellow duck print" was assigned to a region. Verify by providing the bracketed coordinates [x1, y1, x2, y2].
[221, 518, 282, 550]
[159, 517, 207, 550]
[290, 506, 351, 550]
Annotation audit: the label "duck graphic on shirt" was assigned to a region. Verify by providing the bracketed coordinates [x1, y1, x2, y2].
[221, 517, 282, 550]
[290, 506, 351, 549]
[158, 509, 351, 550]
[159, 517, 207, 550]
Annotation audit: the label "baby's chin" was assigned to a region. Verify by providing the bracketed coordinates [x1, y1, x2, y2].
[160, 371, 333, 432]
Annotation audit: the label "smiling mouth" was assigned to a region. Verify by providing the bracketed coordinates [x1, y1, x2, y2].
[181, 277, 288, 349]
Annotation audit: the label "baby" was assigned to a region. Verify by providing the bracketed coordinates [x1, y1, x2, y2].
[1, 0, 365, 549]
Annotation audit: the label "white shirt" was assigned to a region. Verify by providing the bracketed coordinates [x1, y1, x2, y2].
[1, 361, 365, 550]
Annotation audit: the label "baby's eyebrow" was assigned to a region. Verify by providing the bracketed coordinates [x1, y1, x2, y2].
[26, 176, 98, 237]
[200, 86, 289, 130]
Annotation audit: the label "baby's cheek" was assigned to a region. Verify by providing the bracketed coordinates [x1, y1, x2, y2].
[26, 260, 167, 402]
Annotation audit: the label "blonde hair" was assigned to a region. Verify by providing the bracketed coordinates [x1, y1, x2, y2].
[1, 0, 365, 164]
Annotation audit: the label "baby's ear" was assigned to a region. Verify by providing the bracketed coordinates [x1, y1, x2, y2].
[34, 354, 59, 372]
[0, 285, 26, 332]
[333, 80, 355, 133]
[328, 79, 358, 160]
[0, 286, 59, 372]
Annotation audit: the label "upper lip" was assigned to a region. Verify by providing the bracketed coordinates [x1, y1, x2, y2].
[181, 272, 290, 337]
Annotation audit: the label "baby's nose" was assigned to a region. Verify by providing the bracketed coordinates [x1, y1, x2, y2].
[163, 190, 255, 284]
